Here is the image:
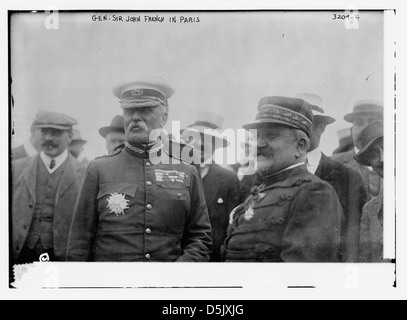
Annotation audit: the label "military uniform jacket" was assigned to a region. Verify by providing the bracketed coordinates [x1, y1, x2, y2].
[202, 164, 240, 262]
[315, 153, 368, 262]
[222, 165, 343, 262]
[12, 154, 86, 261]
[66, 145, 212, 262]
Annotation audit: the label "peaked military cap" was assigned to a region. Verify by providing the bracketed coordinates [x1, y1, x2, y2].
[113, 76, 174, 108]
[243, 96, 314, 137]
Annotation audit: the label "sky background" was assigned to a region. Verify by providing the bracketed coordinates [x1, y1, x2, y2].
[10, 10, 384, 161]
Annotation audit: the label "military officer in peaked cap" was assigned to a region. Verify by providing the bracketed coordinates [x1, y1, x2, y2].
[222, 96, 343, 262]
[66, 77, 212, 262]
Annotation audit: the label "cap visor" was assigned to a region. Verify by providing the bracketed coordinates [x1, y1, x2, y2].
[242, 119, 301, 131]
[35, 124, 72, 130]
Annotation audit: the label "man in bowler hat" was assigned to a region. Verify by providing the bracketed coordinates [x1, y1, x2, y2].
[12, 110, 86, 263]
[297, 93, 368, 262]
[67, 77, 212, 262]
[222, 96, 343, 262]
[98, 114, 126, 155]
[183, 111, 241, 262]
[332, 100, 383, 200]
[354, 121, 384, 262]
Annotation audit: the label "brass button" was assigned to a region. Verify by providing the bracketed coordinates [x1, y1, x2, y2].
[177, 193, 182, 198]
[146, 204, 152, 210]
[146, 228, 152, 234]
[146, 181, 152, 186]
[146, 162, 151, 167]
[145, 254, 151, 260]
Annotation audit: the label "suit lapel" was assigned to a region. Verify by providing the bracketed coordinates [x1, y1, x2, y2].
[203, 165, 221, 205]
[55, 155, 80, 205]
[316, 154, 340, 182]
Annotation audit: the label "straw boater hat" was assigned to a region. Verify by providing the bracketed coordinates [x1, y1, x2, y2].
[344, 100, 383, 123]
[354, 120, 383, 166]
[182, 111, 230, 148]
[71, 129, 87, 144]
[295, 93, 336, 125]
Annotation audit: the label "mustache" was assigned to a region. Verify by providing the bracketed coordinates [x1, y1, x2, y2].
[42, 141, 58, 148]
[129, 120, 148, 130]
[257, 148, 271, 157]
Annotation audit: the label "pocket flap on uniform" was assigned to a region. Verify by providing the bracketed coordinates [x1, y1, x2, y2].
[97, 182, 138, 199]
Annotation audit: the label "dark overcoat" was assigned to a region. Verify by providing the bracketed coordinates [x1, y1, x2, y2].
[202, 164, 240, 261]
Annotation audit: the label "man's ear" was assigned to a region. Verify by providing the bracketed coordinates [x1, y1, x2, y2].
[295, 136, 310, 159]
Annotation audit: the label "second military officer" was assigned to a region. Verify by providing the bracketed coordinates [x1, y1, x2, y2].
[66, 77, 212, 262]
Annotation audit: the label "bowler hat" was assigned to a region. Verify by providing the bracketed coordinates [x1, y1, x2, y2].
[354, 120, 383, 166]
[344, 100, 383, 123]
[32, 110, 77, 130]
[113, 76, 174, 108]
[243, 96, 314, 137]
[98, 115, 125, 138]
[295, 93, 336, 125]
[182, 111, 230, 148]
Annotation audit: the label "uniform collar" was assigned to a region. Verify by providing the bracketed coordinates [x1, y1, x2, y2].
[259, 162, 307, 185]
[124, 140, 164, 158]
[40, 149, 69, 174]
[306, 148, 322, 174]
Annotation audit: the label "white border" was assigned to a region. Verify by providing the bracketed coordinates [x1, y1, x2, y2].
[2, 0, 406, 300]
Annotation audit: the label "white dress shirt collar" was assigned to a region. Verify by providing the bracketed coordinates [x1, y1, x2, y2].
[40, 149, 69, 174]
[306, 148, 322, 175]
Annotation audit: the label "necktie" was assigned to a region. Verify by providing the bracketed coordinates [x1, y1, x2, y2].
[49, 159, 56, 169]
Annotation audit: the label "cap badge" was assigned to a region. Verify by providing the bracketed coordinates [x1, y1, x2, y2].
[131, 89, 144, 97]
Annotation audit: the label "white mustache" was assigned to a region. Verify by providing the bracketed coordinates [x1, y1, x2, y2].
[130, 121, 148, 130]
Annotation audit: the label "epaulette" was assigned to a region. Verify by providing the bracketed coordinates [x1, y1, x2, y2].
[94, 145, 123, 160]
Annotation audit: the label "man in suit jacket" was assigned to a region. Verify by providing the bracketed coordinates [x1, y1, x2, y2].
[297, 93, 368, 262]
[354, 121, 384, 262]
[332, 100, 383, 200]
[11, 110, 86, 263]
[182, 112, 241, 261]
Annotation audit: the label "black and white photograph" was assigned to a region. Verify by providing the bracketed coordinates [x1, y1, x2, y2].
[2, 0, 406, 301]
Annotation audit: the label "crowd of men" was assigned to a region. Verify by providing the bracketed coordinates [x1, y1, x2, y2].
[11, 77, 385, 264]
